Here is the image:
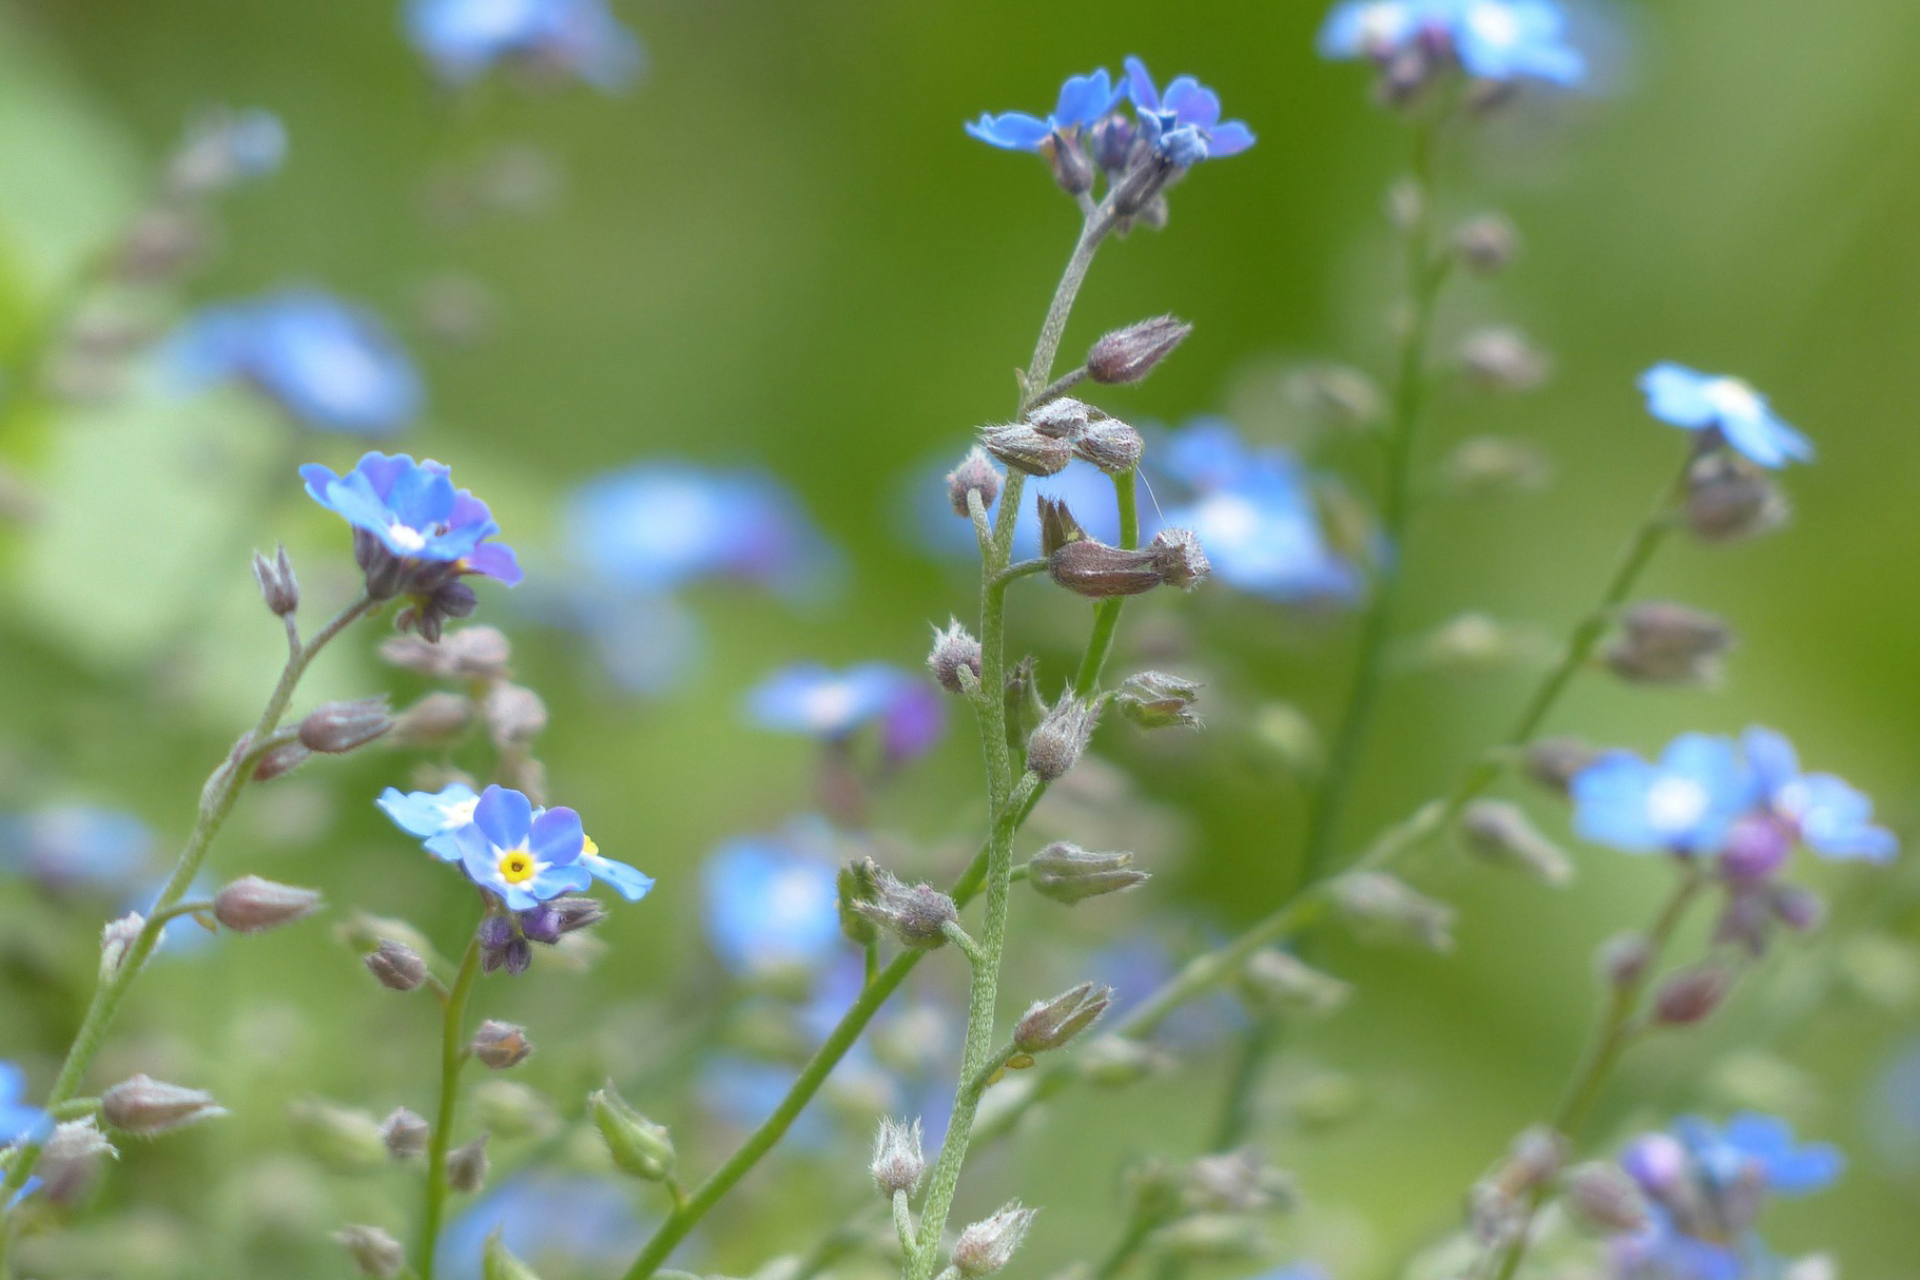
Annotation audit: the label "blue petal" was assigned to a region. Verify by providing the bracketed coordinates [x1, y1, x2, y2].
[1122, 56, 1159, 111]
[1207, 121, 1257, 157]
[1053, 69, 1116, 130]
[582, 853, 655, 902]
[474, 785, 532, 850]
[964, 112, 1052, 151]
[530, 806, 586, 867]
[1641, 362, 1718, 428]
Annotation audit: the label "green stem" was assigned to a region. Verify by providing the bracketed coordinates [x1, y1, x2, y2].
[1302, 113, 1453, 885]
[1090, 1213, 1161, 1280]
[0, 594, 374, 1271]
[415, 936, 482, 1280]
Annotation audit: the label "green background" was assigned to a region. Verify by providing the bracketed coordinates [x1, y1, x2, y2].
[0, 0, 1915, 1276]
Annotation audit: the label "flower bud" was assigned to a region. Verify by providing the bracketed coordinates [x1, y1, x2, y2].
[1461, 326, 1550, 393]
[252, 545, 299, 616]
[1087, 315, 1193, 385]
[1460, 801, 1573, 885]
[365, 939, 428, 992]
[1562, 1161, 1649, 1233]
[1026, 696, 1101, 781]
[590, 1083, 676, 1181]
[100, 912, 144, 978]
[381, 1107, 429, 1160]
[470, 1021, 533, 1070]
[1597, 933, 1654, 990]
[1526, 736, 1601, 796]
[837, 858, 882, 946]
[1148, 528, 1210, 590]
[483, 1231, 542, 1280]
[212, 875, 324, 933]
[101, 1074, 227, 1136]
[981, 424, 1073, 476]
[1238, 949, 1351, 1017]
[851, 868, 958, 949]
[946, 446, 1004, 517]
[298, 697, 393, 754]
[1049, 540, 1160, 598]
[1442, 435, 1553, 496]
[1013, 982, 1111, 1054]
[952, 1202, 1038, 1278]
[336, 1225, 405, 1278]
[1027, 842, 1148, 905]
[1331, 873, 1455, 951]
[392, 692, 475, 747]
[483, 684, 548, 750]
[927, 619, 983, 694]
[1114, 671, 1203, 729]
[289, 1100, 388, 1174]
[1073, 421, 1145, 473]
[36, 1118, 115, 1208]
[1029, 396, 1097, 439]
[1003, 654, 1046, 753]
[1455, 214, 1518, 275]
[1685, 452, 1789, 543]
[870, 1116, 925, 1197]
[1494, 1126, 1565, 1196]
[1185, 1147, 1295, 1214]
[252, 740, 311, 781]
[1042, 130, 1094, 196]
[1606, 602, 1734, 685]
[1652, 964, 1734, 1026]
[446, 1133, 490, 1193]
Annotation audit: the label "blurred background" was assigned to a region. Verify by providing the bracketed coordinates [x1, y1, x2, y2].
[0, 0, 1916, 1276]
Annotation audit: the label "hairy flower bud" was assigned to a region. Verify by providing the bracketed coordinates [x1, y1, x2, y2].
[1685, 452, 1789, 542]
[298, 697, 393, 754]
[213, 875, 323, 933]
[1287, 363, 1383, 427]
[483, 684, 548, 749]
[1028, 842, 1148, 905]
[981, 423, 1073, 476]
[336, 1225, 405, 1278]
[1526, 736, 1601, 796]
[1073, 420, 1145, 473]
[1042, 129, 1094, 196]
[101, 1074, 227, 1136]
[391, 692, 475, 747]
[1150, 529, 1210, 590]
[1331, 873, 1455, 951]
[1026, 696, 1101, 781]
[590, 1083, 676, 1181]
[1606, 602, 1734, 685]
[381, 1106, 429, 1160]
[870, 1116, 925, 1197]
[100, 912, 144, 978]
[550, 896, 606, 935]
[1460, 801, 1573, 885]
[1455, 214, 1519, 275]
[852, 869, 958, 949]
[1148, 1213, 1266, 1260]
[1114, 671, 1203, 729]
[927, 619, 983, 694]
[1652, 965, 1734, 1026]
[478, 915, 532, 977]
[1771, 883, 1825, 933]
[482, 1231, 542, 1280]
[36, 1118, 115, 1208]
[1049, 540, 1164, 598]
[364, 939, 428, 992]
[1087, 315, 1193, 385]
[1461, 326, 1550, 393]
[946, 446, 1004, 517]
[1014, 982, 1111, 1054]
[952, 1202, 1038, 1277]
[252, 740, 312, 781]
[252, 544, 299, 616]
[1027, 396, 1095, 439]
[446, 1133, 490, 1193]
[1238, 949, 1351, 1017]
[1563, 1161, 1650, 1233]
[470, 1021, 533, 1070]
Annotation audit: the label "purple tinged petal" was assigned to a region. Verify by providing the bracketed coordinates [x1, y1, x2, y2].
[1206, 121, 1257, 156]
[1161, 76, 1221, 129]
[463, 542, 523, 586]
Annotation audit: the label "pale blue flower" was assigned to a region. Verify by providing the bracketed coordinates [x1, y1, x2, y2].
[0, 806, 151, 889]
[1673, 1113, 1842, 1197]
[1317, 0, 1585, 87]
[1317, 0, 1436, 61]
[746, 663, 936, 745]
[0, 1063, 49, 1146]
[1571, 734, 1755, 856]
[1123, 56, 1256, 161]
[1740, 727, 1897, 864]
[376, 782, 481, 861]
[406, 0, 644, 91]
[302, 452, 522, 585]
[966, 68, 1122, 151]
[449, 785, 591, 910]
[701, 824, 843, 976]
[1640, 364, 1813, 470]
[441, 1174, 649, 1278]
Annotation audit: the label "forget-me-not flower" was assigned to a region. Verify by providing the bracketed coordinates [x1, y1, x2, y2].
[169, 290, 422, 435]
[302, 451, 523, 586]
[376, 782, 481, 861]
[1122, 57, 1256, 163]
[406, 0, 645, 92]
[1572, 733, 1755, 856]
[746, 663, 945, 758]
[1317, 0, 1584, 87]
[966, 68, 1123, 151]
[1641, 364, 1813, 470]
[440, 1174, 649, 1278]
[701, 823, 843, 976]
[447, 785, 591, 910]
[0, 806, 151, 890]
[1741, 727, 1897, 864]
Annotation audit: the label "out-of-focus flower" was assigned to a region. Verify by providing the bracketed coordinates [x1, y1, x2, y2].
[376, 782, 481, 861]
[167, 107, 288, 195]
[447, 785, 590, 911]
[1318, 0, 1585, 86]
[1571, 734, 1753, 857]
[168, 290, 421, 435]
[701, 822, 843, 977]
[1641, 364, 1813, 471]
[1150, 420, 1360, 603]
[919, 456, 1124, 563]
[966, 68, 1122, 151]
[1741, 727, 1897, 864]
[406, 0, 645, 92]
[746, 663, 946, 760]
[0, 1063, 49, 1146]
[0, 806, 151, 890]
[1122, 57, 1255, 162]
[440, 1174, 649, 1278]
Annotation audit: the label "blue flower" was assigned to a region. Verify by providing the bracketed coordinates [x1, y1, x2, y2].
[578, 835, 655, 902]
[1740, 728, 1897, 863]
[746, 663, 937, 745]
[406, 0, 644, 92]
[1123, 57, 1255, 162]
[376, 782, 481, 861]
[1317, 1, 1584, 87]
[1571, 733, 1755, 856]
[301, 451, 522, 586]
[966, 68, 1123, 151]
[1150, 420, 1360, 603]
[0, 806, 152, 890]
[440, 1174, 649, 1278]
[1640, 364, 1813, 470]
[701, 823, 843, 976]
[1672, 1113, 1843, 1198]
[168, 290, 422, 435]
[0, 1063, 49, 1147]
[1317, 1, 1436, 61]
[448, 785, 591, 910]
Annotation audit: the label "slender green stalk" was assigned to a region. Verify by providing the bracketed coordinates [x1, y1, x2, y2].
[416, 937, 483, 1280]
[1481, 864, 1706, 1280]
[1090, 1213, 1161, 1280]
[0, 593, 375, 1273]
[1302, 112, 1454, 885]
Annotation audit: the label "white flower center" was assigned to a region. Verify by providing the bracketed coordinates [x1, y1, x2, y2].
[387, 521, 428, 553]
[1465, 1, 1521, 48]
[1703, 377, 1763, 422]
[1360, 2, 1411, 45]
[801, 682, 860, 729]
[1195, 492, 1262, 548]
[440, 796, 479, 829]
[1647, 776, 1709, 833]
[767, 868, 833, 931]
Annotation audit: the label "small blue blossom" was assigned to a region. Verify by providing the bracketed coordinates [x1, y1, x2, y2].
[965, 68, 1123, 151]
[406, 0, 645, 92]
[1640, 364, 1813, 470]
[1317, 0, 1434, 61]
[746, 663, 942, 751]
[376, 782, 481, 861]
[1317, 1, 1585, 87]
[701, 823, 843, 976]
[0, 806, 152, 890]
[301, 451, 523, 585]
[1672, 1113, 1843, 1197]
[441, 1174, 649, 1278]
[448, 785, 591, 911]
[1123, 57, 1255, 162]
[1572, 734, 1755, 857]
[0, 1063, 49, 1147]
[1740, 727, 1898, 864]
[168, 290, 422, 435]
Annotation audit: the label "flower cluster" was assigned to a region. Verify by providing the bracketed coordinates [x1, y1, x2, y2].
[1318, 0, 1586, 89]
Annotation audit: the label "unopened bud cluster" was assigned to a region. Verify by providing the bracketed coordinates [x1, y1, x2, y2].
[980, 397, 1144, 478]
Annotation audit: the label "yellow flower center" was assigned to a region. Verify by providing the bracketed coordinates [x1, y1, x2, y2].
[582, 835, 599, 858]
[497, 846, 536, 885]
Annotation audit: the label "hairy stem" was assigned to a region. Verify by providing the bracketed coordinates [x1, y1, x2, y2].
[415, 936, 483, 1280]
